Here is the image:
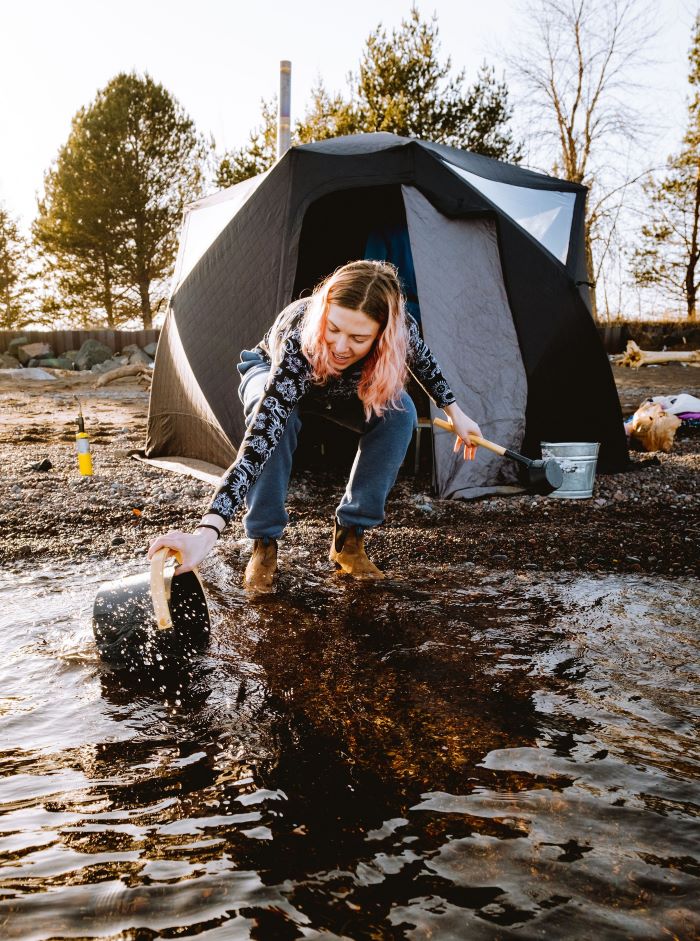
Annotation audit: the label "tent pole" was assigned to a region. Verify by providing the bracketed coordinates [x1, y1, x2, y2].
[277, 60, 291, 159]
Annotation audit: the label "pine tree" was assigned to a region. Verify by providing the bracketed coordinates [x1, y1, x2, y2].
[350, 9, 520, 158]
[216, 98, 279, 188]
[217, 7, 520, 184]
[0, 206, 33, 329]
[34, 72, 207, 327]
[632, 17, 700, 320]
[295, 82, 358, 145]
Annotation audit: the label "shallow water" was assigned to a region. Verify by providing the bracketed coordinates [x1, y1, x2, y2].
[0, 557, 698, 940]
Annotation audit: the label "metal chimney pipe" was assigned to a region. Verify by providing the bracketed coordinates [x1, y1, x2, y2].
[277, 60, 291, 160]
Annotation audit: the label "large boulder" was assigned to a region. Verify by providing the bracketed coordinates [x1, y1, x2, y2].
[91, 359, 127, 375]
[0, 352, 21, 368]
[17, 342, 54, 365]
[128, 348, 151, 365]
[75, 339, 113, 370]
[7, 336, 29, 356]
[120, 343, 141, 355]
[143, 342, 158, 358]
[38, 357, 74, 370]
[0, 367, 57, 380]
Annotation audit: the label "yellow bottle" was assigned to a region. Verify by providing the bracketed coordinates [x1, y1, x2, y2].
[75, 399, 93, 476]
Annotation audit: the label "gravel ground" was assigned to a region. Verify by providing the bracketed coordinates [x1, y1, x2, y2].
[1, 365, 698, 578]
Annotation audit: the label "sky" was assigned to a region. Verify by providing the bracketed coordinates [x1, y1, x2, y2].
[0, 0, 695, 233]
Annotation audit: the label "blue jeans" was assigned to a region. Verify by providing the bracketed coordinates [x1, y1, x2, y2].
[239, 368, 417, 539]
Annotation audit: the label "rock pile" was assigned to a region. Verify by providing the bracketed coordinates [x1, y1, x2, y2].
[0, 337, 157, 373]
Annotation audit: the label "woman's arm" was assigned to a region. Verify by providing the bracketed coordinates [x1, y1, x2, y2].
[405, 318, 456, 410]
[207, 341, 311, 524]
[148, 333, 312, 571]
[406, 318, 482, 461]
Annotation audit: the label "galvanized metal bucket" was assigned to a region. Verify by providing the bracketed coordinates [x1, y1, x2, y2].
[540, 442, 600, 499]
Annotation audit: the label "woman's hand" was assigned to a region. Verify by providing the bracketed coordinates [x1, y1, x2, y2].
[443, 405, 483, 461]
[147, 527, 219, 575]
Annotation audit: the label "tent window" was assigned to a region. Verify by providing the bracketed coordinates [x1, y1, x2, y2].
[443, 161, 576, 265]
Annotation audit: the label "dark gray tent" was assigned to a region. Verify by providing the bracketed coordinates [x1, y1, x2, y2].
[145, 132, 628, 497]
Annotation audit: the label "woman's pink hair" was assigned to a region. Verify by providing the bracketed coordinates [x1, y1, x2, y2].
[300, 260, 409, 419]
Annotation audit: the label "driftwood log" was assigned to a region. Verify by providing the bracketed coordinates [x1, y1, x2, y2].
[620, 340, 700, 368]
[95, 364, 152, 387]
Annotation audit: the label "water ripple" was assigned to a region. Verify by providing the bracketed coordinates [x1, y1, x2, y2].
[0, 562, 697, 939]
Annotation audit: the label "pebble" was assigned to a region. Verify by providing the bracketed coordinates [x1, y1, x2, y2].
[2, 383, 699, 576]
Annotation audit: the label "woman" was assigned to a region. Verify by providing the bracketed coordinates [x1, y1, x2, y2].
[148, 260, 482, 590]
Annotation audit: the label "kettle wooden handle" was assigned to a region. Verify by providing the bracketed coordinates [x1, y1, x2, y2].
[432, 417, 506, 457]
[149, 548, 183, 630]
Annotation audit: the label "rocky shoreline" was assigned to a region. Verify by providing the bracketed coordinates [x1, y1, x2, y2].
[1, 366, 698, 579]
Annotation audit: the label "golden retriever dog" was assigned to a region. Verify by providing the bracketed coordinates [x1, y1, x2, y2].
[628, 402, 681, 452]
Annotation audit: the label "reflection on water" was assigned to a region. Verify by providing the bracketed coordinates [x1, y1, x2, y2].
[0, 557, 698, 940]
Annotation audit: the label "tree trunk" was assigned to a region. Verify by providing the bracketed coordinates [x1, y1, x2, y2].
[102, 257, 115, 328]
[139, 277, 152, 329]
[686, 166, 700, 322]
[584, 223, 598, 320]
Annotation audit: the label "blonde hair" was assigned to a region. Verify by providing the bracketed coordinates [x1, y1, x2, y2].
[299, 260, 409, 419]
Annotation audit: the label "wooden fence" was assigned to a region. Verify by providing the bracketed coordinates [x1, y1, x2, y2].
[598, 322, 700, 353]
[598, 325, 630, 354]
[2, 323, 696, 359]
[0, 329, 160, 357]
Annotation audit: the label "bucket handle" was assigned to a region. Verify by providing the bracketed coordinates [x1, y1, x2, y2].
[150, 548, 184, 630]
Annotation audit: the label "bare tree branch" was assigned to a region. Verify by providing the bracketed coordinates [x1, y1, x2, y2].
[507, 0, 659, 317]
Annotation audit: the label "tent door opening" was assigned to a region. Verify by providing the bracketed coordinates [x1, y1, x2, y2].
[292, 185, 431, 475]
[291, 184, 529, 497]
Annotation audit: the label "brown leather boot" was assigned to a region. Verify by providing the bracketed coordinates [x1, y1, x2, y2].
[329, 520, 385, 579]
[244, 538, 278, 593]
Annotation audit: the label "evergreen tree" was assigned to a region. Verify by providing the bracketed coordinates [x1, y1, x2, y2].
[350, 9, 520, 158]
[632, 17, 700, 321]
[0, 205, 33, 329]
[295, 81, 358, 145]
[216, 98, 278, 188]
[217, 6, 520, 184]
[34, 72, 207, 327]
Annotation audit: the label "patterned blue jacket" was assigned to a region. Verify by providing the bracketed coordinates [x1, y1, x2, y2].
[208, 300, 455, 525]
